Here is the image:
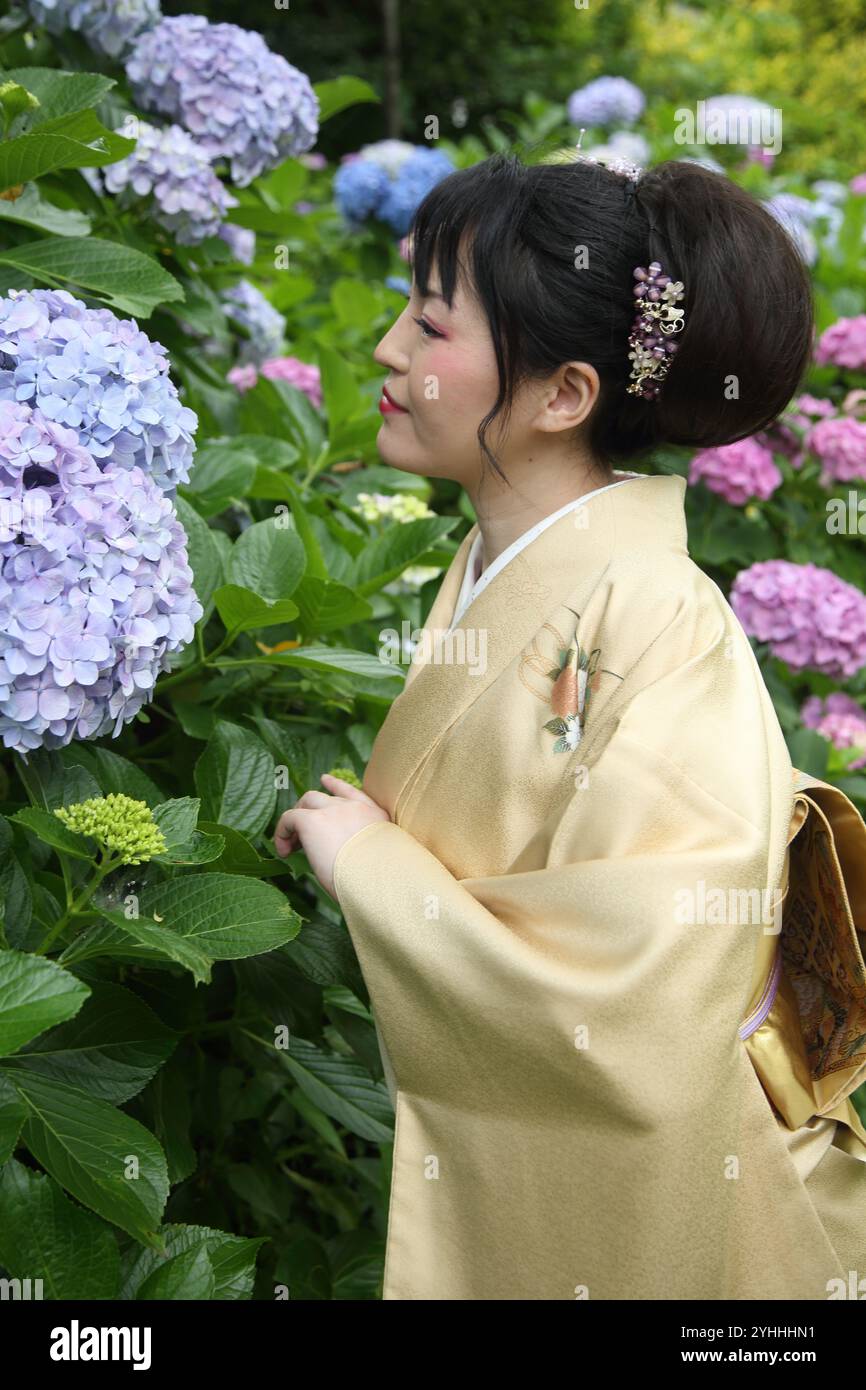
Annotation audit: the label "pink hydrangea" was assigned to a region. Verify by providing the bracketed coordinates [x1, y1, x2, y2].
[806, 415, 866, 485]
[801, 690, 865, 727]
[227, 363, 258, 393]
[758, 394, 837, 469]
[815, 315, 866, 370]
[802, 693, 866, 770]
[688, 438, 781, 506]
[850, 173, 866, 195]
[730, 560, 866, 679]
[260, 356, 322, 408]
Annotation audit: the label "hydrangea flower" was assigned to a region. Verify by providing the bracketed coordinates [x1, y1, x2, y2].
[0, 288, 197, 496]
[688, 438, 782, 506]
[358, 140, 417, 177]
[0, 399, 202, 757]
[334, 145, 456, 236]
[54, 792, 167, 863]
[26, 0, 160, 59]
[757, 394, 836, 469]
[217, 223, 256, 266]
[699, 94, 778, 146]
[227, 364, 258, 393]
[815, 315, 866, 371]
[230, 356, 322, 407]
[566, 77, 645, 128]
[850, 173, 866, 195]
[355, 489, 440, 590]
[730, 559, 866, 679]
[801, 692, 866, 770]
[219, 281, 286, 366]
[807, 415, 866, 486]
[86, 121, 238, 247]
[126, 14, 319, 187]
[385, 275, 411, 297]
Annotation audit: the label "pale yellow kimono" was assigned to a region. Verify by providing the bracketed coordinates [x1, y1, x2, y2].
[333, 470, 866, 1300]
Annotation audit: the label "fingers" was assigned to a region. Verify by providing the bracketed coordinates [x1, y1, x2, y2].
[320, 772, 370, 802]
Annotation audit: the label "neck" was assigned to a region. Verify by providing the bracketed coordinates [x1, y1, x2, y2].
[469, 457, 615, 572]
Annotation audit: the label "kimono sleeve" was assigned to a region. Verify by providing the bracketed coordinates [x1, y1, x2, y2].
[332, 708, 835, 1300]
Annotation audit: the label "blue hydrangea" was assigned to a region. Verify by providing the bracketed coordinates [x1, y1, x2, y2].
[0, 288, 197, 497]
[567, 77, 645, 128]
[86, 120, 239, 247]
[26, 0, 160, 58]
[334, 145, 456, 237]
[0, 398, 202, 757]
[217, 223, 256, 266]
[126, 14, 319, 188]
[385, 275, 411, 297]
[219, 280, 286, 366]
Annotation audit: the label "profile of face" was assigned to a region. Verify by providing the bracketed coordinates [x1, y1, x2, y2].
[372, 250, 601, 495]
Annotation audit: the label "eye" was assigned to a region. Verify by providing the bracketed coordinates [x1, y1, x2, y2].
[411, 315, 443, 340]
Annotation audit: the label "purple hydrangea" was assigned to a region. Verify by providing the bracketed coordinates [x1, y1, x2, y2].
[567, 77, 645, 128]
[334, 145, 456, 236]
[763, 197, 817, 267]
[815, 315, 866, 370]
[731, 559, 866, 679]
[688, 437, 782, 506]
[26, 0, 160, 59]
[126, 14, 319, 188]
[86, 121, 239, 247]
[0, 399, 202, 757]
[217, 223, 256, 266]
[0, 288, 197, 497]
[801, 690, 865, 727]
[806, 415, 866, 486]
[219, 280, 286, 367]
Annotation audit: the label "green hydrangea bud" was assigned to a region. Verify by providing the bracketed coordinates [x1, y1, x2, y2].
[54, 793, 167, 865]
[325, 766, 363, 789]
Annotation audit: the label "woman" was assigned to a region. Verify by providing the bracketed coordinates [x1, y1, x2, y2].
[274, 154, 866, 1300]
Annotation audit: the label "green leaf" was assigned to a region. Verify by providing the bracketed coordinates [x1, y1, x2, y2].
[0, 1158, 120, 1300]
[136, 1241, 215, 1300]
[0, 1073, 25, 1163]
[0, 182, 90, 236]
[0, 237, 184, 318]
[154, 832, 225, 867]
[194, 720, 277, 838]
[151, 797, 200, 849]
[0, 109, 133, 186]
[313, 75, 381, 124]
[291, 575, 373, 635]
[3, 1069, 169, 1247]
[9, 806, 96, 860]
[0, 951, 90, 1056]
[317, 342, 362, 427]
[194, 821, 285, 878]
[233, 644, 402, 683]
[350, 515, 459, 595]
[59, 745, 165, 809]
[331, 277, 381, 331]
[213, 583, 299, 634]
[266, 1034, 394, 1143]
[247, 466, 328, 579]
[8, 980, 177, 1104]
[120, 1223, 267, 1300]
[173, 494, 224, 620]
[182, 442, 259, 517]
[2, 68, 116, 125]
[227, 515, 307, 601]
[80, 912, 214, 985]
[64, 873, 300, 981]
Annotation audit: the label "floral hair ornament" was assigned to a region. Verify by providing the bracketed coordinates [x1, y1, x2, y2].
[572, 128, 643, 185]
[626, 262, 686, 400]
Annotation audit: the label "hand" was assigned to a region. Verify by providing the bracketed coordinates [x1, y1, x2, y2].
[273, 773, 391, 900]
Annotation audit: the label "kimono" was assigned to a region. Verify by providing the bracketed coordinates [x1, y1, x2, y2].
[333, 469, 866, 1301]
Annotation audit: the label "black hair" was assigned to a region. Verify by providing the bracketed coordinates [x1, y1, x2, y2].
[405, 152, 815, 483]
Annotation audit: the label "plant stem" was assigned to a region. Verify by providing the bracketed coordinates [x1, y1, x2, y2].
[34, 851, 124, 955]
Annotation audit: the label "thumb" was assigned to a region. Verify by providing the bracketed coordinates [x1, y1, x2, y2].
[320, 772, 375, 803]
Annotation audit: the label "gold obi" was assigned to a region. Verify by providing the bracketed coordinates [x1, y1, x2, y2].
[741, 768, 866, 1152]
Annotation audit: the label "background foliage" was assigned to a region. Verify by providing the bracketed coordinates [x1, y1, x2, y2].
[0, 0, 864, 1302]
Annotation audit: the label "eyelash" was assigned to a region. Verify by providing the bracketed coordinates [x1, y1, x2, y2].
[411, 315, 443, 340]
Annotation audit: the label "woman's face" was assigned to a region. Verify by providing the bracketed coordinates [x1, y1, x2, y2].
[372, 266, 500, 489]
[372, 260, 601, 493]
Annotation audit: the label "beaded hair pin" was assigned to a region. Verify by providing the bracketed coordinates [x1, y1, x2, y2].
[573, 134, 686, 400]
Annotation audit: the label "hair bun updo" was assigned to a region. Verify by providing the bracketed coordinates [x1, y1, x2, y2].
[407, 152, 814, 478]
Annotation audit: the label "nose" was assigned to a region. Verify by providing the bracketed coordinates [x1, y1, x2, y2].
[373, 306, 411, 374]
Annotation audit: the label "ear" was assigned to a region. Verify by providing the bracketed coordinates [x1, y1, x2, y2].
[535, 360, 600, 434]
